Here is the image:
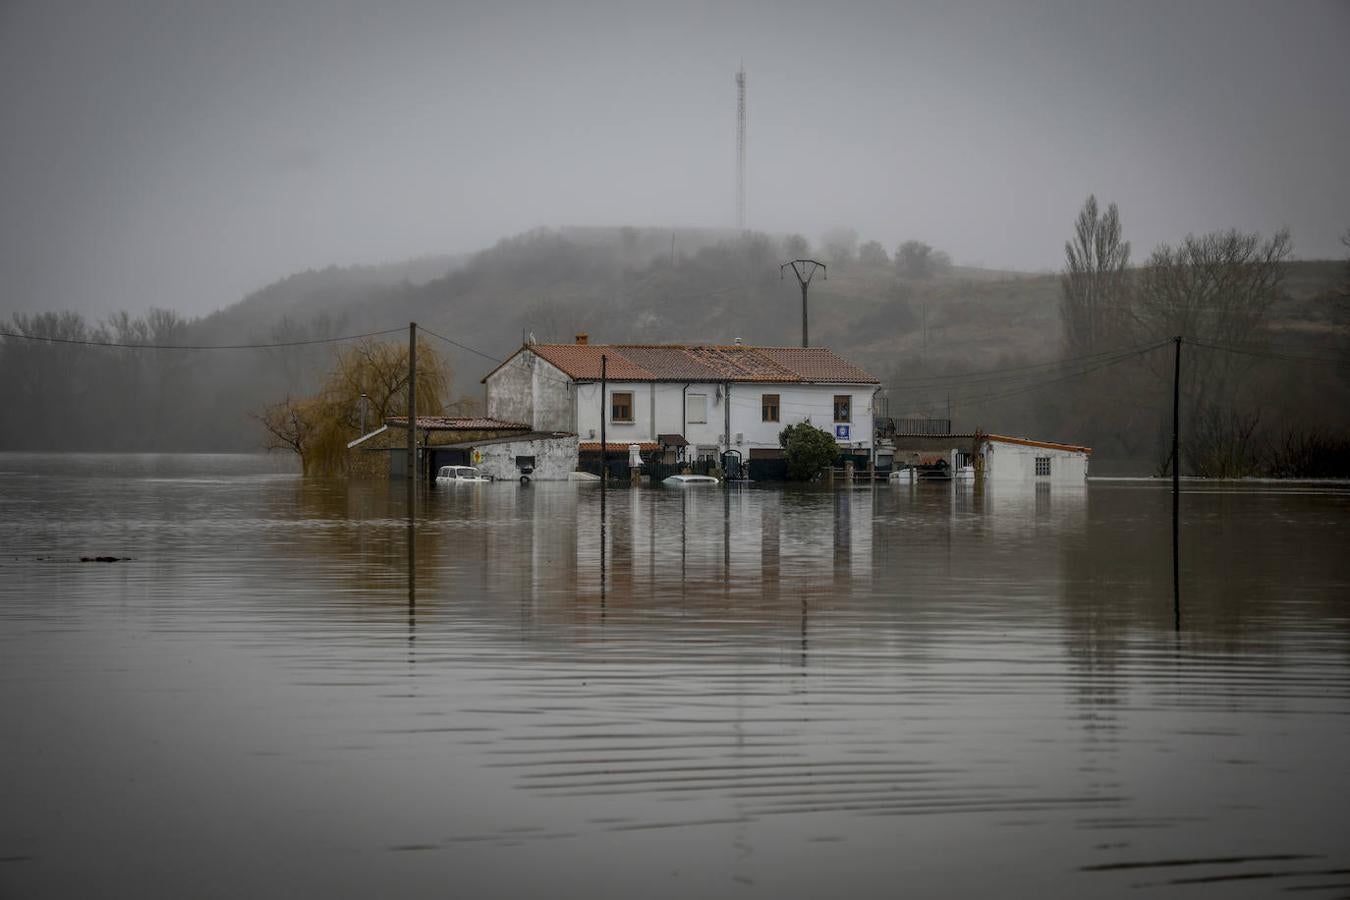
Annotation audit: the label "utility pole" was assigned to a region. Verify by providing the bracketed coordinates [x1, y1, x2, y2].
[600, 354, 608, 484]
[1172, 335, 1181, 631]
[780, 259, 827, 348]
[407, 322, 417, 503]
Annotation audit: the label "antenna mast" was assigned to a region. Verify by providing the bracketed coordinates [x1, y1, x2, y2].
[736, 65, 747, 230]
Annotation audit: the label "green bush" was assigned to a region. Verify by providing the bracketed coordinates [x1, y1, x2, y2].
[779, 422, 840, 481]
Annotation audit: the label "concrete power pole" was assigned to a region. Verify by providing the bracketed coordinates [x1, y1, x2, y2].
[780, 259, 827, 347]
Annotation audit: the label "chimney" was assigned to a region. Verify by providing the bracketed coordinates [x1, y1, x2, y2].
[575, 332, 589, 345]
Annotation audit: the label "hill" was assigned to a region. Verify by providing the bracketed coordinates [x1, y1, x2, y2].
[2, 227, 1346, 470]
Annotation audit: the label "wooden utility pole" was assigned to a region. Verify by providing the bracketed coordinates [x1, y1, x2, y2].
[780, 259, 826, 347]
[600, 354, 608, 483]
[1172, 335, 1181, 631]
[407, 322, 417, 501]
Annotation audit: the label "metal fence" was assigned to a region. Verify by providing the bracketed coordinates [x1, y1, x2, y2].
[885, 418, 953, 436]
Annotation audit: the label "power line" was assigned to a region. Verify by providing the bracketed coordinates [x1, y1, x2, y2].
[0, 326, 407, 351]
[886, 340, 1170, 393]
[893, 341, 1170, 415]
[1181, 338, 1345, 365]
[418, 326, 509, 364]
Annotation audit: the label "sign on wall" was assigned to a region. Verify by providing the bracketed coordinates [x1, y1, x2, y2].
[835, 424, 851, 441]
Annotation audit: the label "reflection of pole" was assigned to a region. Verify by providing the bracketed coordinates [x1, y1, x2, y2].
[407, 515, 416, 648]
[1172, 335, 1181, 631]
[780, 259, 826, 348]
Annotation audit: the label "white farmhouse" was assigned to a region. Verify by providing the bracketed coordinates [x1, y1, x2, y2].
[482, 334, 881, 467]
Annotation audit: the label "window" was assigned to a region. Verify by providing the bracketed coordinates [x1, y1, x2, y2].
[686, 392, 707, 424]
[611, 391, 633, 423]
[834, 394, 851, 423]
[1035, 456, 1051, 476]
[761, 393, 780, 422]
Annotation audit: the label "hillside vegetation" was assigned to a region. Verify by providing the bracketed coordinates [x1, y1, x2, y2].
[2, 226, 1346, 472]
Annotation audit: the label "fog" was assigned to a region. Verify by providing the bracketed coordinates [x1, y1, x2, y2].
[2, 0, 1348, 317]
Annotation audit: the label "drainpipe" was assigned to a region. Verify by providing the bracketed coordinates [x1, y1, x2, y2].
[723, 381, 732, 453]
[870, 385, 883, 466]
[680, 383, 691, 462]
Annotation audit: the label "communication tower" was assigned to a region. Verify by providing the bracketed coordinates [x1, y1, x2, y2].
[736, 66, 747, 230]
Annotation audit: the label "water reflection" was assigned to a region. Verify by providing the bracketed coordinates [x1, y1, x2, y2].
[1, 456, 1347, 899]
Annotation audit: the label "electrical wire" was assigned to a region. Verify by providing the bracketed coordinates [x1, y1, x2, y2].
[0, 326, 407, 351]
[1181, 338, 1345, 365]
[885, 340, 1170, 389]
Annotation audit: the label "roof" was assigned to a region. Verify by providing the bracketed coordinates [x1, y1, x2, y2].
[656, 433, 689, 446]
[385, 416, 530, 432]
[985, 434, 1093, 455]
[579, 441, 661, 453]
[483, 343, 879, 385]
[438, 431, 576, 450]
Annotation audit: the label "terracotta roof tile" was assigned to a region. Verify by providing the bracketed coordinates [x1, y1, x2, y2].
[986, 434, 1093, 455]
[579, 441, 660, 452]
[528, 345, 654, 380]
[754, 347, 880, 384]
[385, 416, 530, 431]
[501, 343, 878, 384]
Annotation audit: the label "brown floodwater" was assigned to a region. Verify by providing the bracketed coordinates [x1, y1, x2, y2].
[1, 453, 1348, 898]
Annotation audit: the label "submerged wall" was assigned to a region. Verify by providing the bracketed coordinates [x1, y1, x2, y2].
[472, 435, 579, 482]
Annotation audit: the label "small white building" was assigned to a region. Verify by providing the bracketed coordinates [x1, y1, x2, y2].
[436, 431, 580, 482]
[980, 434, 1090, 484]
[482, 334, 882, 466]
[881, 427, 1091, 484]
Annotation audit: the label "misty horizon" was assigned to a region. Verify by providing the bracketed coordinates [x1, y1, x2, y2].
[3, 0, 1348, 318]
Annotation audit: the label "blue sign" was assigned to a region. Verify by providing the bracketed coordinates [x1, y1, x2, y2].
[835, 424, 851, 440]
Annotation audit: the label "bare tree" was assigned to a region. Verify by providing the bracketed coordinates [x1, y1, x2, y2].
[1136, 228, 1290, 349]
[253, 396, 319, 473]
[1061, 195, 1131, 354]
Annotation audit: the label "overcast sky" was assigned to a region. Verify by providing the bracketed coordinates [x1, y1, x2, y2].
[2, 0, 1347, 318]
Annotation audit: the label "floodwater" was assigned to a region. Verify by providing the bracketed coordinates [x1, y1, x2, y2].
[1, 454, 1348, 899]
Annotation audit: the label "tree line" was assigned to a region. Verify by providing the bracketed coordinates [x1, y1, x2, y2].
[1054, 195, 1349, 477]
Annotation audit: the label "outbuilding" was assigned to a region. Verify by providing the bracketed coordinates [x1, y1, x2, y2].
[431, 431, 580, 482]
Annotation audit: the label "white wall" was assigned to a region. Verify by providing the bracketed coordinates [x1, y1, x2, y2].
[731, 384, 874, 457]
[982, 440, 1089, 484]
[484, 352, 575, 432]
[472, 435, 579, 481]
[572, 380, 875, 456]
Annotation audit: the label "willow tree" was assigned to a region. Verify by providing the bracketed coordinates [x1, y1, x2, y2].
[255, 336, 451, 475]
[1061, 195, 1131, 355]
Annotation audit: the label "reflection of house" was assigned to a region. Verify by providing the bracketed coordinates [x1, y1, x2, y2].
[482, 333, 882, 467]
[346, 416, 577, 480]
[878, 421, 1090, 483]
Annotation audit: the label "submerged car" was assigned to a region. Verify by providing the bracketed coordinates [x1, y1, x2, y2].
[436, 465, 491, 484]
[662, 474, 720, 486]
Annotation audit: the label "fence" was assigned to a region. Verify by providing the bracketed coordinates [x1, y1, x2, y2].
[576, 456, 716, 482]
